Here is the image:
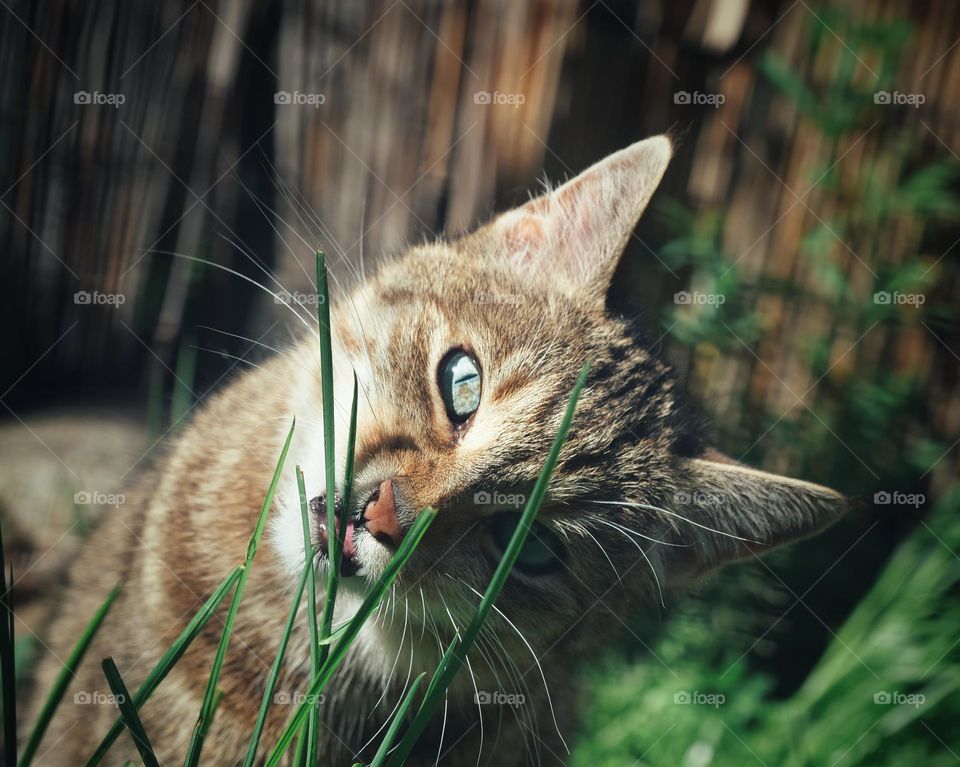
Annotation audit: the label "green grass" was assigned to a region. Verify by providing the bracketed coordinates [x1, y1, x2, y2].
[2, 525, 17, 767]
[263, 505, 440, 766]
[297, 464, 322, 765]
[369, 672, 428, 767]
[241, 547, 312, 767]
[84, 566, 243, 766]
[19, 583, 122, 767]
[101, 658, 159, 767]
[571, 488, 960, 767]
[182, 417, 296, 767]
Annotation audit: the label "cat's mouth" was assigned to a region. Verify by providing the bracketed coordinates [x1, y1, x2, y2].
[309, 480, 405, 580]
[309, 494, 360, 577]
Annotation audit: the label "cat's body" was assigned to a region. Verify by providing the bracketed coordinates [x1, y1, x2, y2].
[31, 136, 844, 765]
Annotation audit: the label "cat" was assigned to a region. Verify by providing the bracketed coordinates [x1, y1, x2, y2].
[29, 135, 845, 766]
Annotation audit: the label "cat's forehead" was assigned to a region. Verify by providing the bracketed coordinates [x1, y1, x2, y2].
[372, 241, 536, 299]
[357, 242, 570, 341]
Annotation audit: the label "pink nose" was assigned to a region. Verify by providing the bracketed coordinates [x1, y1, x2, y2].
[362, 479, 403, 547]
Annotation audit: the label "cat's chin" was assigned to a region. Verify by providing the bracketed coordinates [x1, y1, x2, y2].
[349, 526, 401, 580]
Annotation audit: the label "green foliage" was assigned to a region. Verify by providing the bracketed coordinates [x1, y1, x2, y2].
[576, 5, 960, 766]
[20, 584, 122, 767]
[572, 492, 960, 767]
[101, 658, 160, 767]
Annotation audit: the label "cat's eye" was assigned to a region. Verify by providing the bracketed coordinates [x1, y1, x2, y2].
[439, 350, 481, 423]
[489, 513, 565, 575]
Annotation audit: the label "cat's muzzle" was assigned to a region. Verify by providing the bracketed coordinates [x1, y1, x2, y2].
[309, 479, 402, 577]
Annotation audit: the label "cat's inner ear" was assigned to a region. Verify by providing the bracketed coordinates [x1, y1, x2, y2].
[667, 453, 847, 581]
[486, 135, 672, 296]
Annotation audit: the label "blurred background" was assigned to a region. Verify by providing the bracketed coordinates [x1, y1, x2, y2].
[1, 0, 959, 764]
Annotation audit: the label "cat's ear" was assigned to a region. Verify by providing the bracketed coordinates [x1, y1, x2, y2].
[668, 454, 847, 579]
[480, 135, 672, 298]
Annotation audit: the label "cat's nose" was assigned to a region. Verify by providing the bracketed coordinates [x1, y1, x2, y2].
[361, 479, 403, 548]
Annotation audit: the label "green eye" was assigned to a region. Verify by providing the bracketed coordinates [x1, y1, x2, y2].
[490, 513, 565, 575]
[439, 350, 481, 422]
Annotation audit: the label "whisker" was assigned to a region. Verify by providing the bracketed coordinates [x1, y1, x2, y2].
[449, 588, 536, 767]
[250, 162, 379, 420]
[356, 599, 415, 759]
[593, 499, 759, 544]
[213, 231, 316, 325]
[188, 345, 284, 382]
[451, 577, 569, 756]
[143, 250, 318, 339]
[231, 171, 317, 288]
[580, 527, 626, 594]
[418, 586, 428, 642]
[435, 590, 461, 767]
[365, 593, 408, 719]
[595, 518, 689, 548]
[593, 520, 666, 609]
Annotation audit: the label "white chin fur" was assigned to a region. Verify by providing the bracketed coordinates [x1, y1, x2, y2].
[267, 340, 360, 577]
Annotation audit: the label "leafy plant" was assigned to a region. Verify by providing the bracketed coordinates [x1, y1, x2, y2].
[577, 6, 960, 765]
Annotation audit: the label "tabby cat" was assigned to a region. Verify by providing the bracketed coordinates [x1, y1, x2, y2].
[31, 135, 845, 765]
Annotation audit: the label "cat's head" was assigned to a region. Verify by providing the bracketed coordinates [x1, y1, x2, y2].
[283, 135, 845, 656]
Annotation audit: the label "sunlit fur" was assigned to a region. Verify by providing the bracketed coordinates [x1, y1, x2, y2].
[31, 137, 844, 766]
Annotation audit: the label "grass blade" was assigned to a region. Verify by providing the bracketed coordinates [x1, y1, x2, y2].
[315, 250, 345, 661]
[264, 508, 438, 767]
[310, 256, 360, 757]
[182, 417, 296, 766]
[240, 556, 312, 767]
[420, 635, 458, 706]
[339, 371, 359, 570]
[385, 361, 590, 767]
[318, 373, 359, 669]
[291, 721, 309, 766]
[85, 565, 242, 766]
[19, 583, 122, 767]
[297, 466, 321, 765]
[369, 672, 428, 767]
[316, 621, 350, 646]
[1, 527, 16, 767]
[321, 374, 360, 623]
[312, 248, 338, 765]
[100, 658, 159, 767]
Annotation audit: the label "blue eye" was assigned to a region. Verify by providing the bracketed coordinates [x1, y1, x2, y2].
[439, 350, 481, 422]
[490, 513, 565, 575]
